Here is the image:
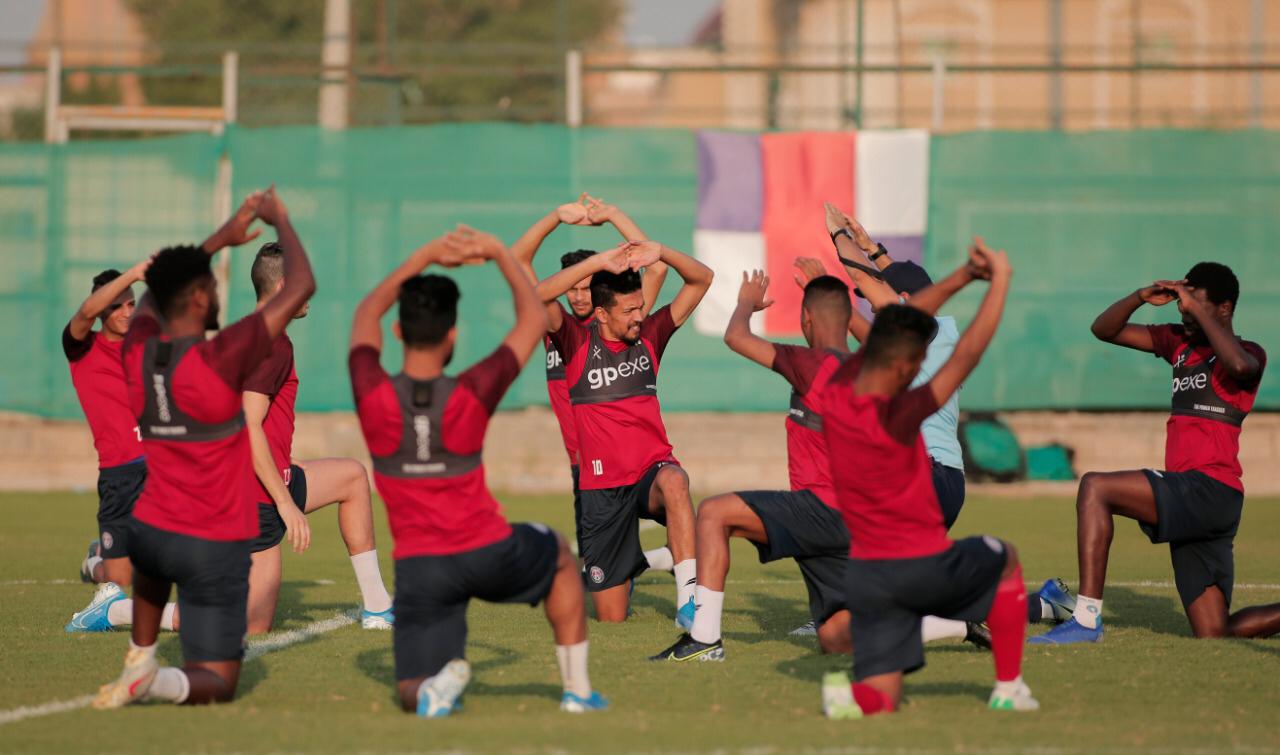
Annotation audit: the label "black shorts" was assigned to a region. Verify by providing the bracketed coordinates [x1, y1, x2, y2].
[570, 464, 583, 549]
[577, 462, 670, 592]
[1140, 469, 1244, 611]
[128, 519, 251, 663]
[394, 523, 560, 681]
[931, 460, 966, 531]
[249, 465, 309, 553]
[96, 460, 147, 559]
[738, 489, 850, 624]
[845, 536, 1007, 680]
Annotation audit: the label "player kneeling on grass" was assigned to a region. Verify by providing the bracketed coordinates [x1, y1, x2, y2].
[95, 188, 315, 708]
[819, 244, 1039, 717]
[349, 226, 606, 717]
[241, 242, 394, 634]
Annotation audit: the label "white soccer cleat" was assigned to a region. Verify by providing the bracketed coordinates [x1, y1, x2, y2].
[416, 659, 471, 718]
[988, 679, 1040, 712]
[361, 607, 394, 630]
[92, 647, 159, 709]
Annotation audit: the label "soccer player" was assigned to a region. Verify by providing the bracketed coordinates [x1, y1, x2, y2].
[242, 241, 394, 633]
[349, 226, 606, 716]
[510, 195, 672, 572]
[1031, 263, 1280, 644]
[94, 187, 316, 709]
[535, 240, 712, 624]
[62, 262, 177, 634]
[820, 243, 1041, 717]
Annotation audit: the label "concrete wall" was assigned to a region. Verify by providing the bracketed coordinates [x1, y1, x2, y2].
[4, 409, 1279, 495]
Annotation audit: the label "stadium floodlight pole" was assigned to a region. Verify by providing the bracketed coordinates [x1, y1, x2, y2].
[44, 47, 62, 144]
[319, 0, 351, 130]
[930, 55, 945, 131]
[565, 49, 583, 128]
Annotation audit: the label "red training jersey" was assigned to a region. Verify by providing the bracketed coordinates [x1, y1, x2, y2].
[243, 334, 300, 501]
[125, 312, 273, 541]
[820, 354, 951, 560]
[63, 326, 144, 469]
[770, 345, 848, 506]
[350, 344, 518, 559]
[544, 312, 593, 468]
[547, 303, 680, 490]
[1148, 324, 1266, 492]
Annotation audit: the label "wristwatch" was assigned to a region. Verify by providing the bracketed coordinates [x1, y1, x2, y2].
[829, 228, 854, 244]
[867, 243, 889, 262]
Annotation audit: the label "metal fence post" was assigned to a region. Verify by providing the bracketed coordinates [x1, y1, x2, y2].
[931, 55, 946, 131]
[565, 49, 583, 127]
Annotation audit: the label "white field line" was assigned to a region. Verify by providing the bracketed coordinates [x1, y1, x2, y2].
[1, 578, 339, 588]
[714, 579, 1280, 590]
[0, 611, 356, 727]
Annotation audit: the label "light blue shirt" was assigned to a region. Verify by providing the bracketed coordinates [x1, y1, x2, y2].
[911, 315, 964, 470]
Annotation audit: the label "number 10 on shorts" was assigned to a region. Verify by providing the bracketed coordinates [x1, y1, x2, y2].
[591, 459, 603, 476]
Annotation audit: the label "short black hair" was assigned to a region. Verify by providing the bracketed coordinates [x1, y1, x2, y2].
[1185, 261, 1239, 307]
[251, 242, 284, 300]
[145, 245, 214, 320]
[590, 269, 642, 309]
[863, 304, 937, 368]
[398, 274, 460, 347]
[802, 275, 852, 323]
[560, 249, 596, 269]
[92, 269, 123, 293]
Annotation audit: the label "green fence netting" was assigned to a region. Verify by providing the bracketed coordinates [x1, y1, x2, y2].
[4, 125, 1277, 418]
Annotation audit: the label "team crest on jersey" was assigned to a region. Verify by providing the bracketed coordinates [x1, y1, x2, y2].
[589, 565, 605, 584]
[101, 532, 113, 550]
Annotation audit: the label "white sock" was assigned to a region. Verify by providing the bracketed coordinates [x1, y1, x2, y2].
[1039, 598, 1057, 621]
[107, 598, 132, 627]
[921, 616, 968, 643]
[643, 547, 674, 573]
[350, 550, 393, 613]
[129, 639, 157, 658]
[145, 667, 190, 704]
[993, 674, 1024, 697]
[160, 603, 177, 631]
[554, 641, 592, 698]
[689, 586, 724, 644]
[85, 556, 103, 580]
[673, 560, 697, 609]
[1074, 596, 1103, 629]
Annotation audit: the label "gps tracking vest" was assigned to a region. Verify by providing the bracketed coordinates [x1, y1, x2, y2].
[544, 336, 566, 381]
[787, 350, 848, 433]
[372, 374, 481, 478]
[1169, 345, 1247, 427]
[568, 323, 657, 405]
[139, 338, 245, 441]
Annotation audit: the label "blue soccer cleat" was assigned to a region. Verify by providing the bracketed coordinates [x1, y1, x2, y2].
[66, 582, 125, 633]
[675, 596, 696, 630]
[1028, 617, 1103, 645]
[560, 690, 609, 713]
[416, 659, 471, 718]
[1036, 578, 1077, 624]
[361, 606, 394, 630]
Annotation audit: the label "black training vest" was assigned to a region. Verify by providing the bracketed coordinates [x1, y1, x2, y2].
[786, 349, 848, 433]
[544, 336, 566, 381]
[567, 322, 657, 406]
[1169, 345, 1248, 427]
[370, 374, 482, 479]
[138, 337, 245, 442]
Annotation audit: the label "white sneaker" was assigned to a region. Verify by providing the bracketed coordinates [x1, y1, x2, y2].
[416, 659, 471, 718]
[93, 647, 158, 709]
[988, 679, 1040, 712]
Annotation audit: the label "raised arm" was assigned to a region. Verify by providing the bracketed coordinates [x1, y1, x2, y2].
[1168, 282, 1260, 382]
[793, 256, 871, 342]
[66, 257, 151, 341]
[903, 238, 1000, 315]
[471, 230, 548, 367]
[723, 270, 778, 368]
[535, 246, 630, 332]
[586, 196, 670, 314]
[350, 234, 461, 353]
[825, 202, 892, 272]
[244, 391, 309, 553]
[1090, 282, 1179, 353]
[623, 241, 712, 327]
[925, 246, 1012, 405]
[251, 190, 316, 340]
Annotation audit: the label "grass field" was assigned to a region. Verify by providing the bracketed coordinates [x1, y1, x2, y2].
[2, 490, 1279, 753]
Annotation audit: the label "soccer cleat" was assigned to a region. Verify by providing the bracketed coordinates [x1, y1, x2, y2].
[789, 620, 818, 637]
[92, 646, 158, 709]
[963, 621, 992, 650]
[560, 690, 609, 713]
[674, 596, 696, 630]
[821, 671, 862, 720]
[66, 582, 125, 632]
[1028, 617, 1103, 645]
[79, 540, 101, 583]
[361, 607, 394, 629]
[988, 679, 1041, 712]
[650, 633, 724, 662]
[416, 659, 471, 718]
[1036, 578, 1077, 624]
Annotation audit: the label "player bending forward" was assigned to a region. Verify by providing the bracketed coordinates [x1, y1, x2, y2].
[1032, 263, 1280, 644]
[349, 227, 606, 717]
[242, 241, 394, 633]
[821, 244, 1040, 717]
[536, 241, 713, 624]
[94, 187, 315, 708]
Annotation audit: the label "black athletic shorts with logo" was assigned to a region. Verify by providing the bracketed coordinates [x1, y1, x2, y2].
[128, 518, 252, 663]
[577, 462, 668, 592]
[1140, 469, 1244, 611]
[250, 464, 309, 553]
[96, 459, 147, 559]
[570, 464, 583, 546]
[394, 523, 560, 682]
[738, 489, 850, 625]
[931, 459, 967, 530]
[845, 536, 1007, 680]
